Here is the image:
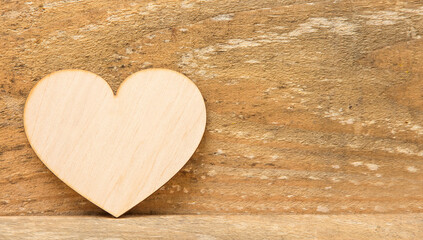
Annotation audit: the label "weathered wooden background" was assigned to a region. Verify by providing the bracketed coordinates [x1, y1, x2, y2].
[1, 0, 423, 238]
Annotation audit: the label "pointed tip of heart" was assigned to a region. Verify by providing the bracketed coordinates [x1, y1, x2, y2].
[110, 211, 124, 218]
[106, 207, 128, 218]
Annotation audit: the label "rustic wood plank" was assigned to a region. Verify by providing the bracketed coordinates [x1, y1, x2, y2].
[1, 214, 423, 240]
[1, 0, 423, 215]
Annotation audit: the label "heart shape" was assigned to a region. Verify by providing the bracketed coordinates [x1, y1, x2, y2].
[24, 69, 206, 217]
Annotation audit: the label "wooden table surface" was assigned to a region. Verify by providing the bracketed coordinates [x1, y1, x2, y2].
[1, 0, 423, 238]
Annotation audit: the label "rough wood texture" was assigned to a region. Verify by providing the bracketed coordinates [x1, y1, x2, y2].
[1, 215, 423, 239]
[1, 0, 423, 216]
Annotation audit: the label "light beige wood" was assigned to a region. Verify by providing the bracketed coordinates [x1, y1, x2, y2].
[1, 214, 423, 240]
[23, 69, 206, 217]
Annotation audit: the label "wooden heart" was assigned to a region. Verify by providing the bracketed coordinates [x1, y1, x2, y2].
[24, 69, 206, 217]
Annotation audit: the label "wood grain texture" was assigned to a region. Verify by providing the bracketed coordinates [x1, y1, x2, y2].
[24, 69, 206, 217]
[1, 0, 423, 216]
[1, 215, 423, 239]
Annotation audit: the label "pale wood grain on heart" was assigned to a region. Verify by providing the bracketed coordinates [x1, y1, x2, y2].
[23, 69, 206, 217]
[1, 0, 423, 216]
[0, 215, 423, 240]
